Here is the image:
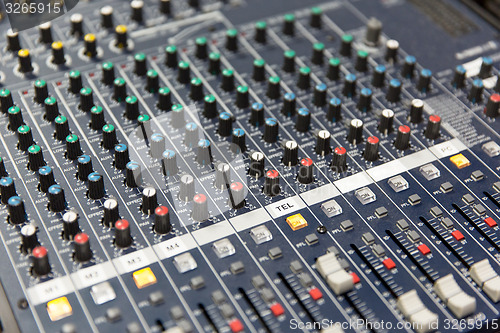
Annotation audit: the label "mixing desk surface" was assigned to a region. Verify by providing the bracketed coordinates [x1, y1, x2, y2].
[1, 0, 500, 332]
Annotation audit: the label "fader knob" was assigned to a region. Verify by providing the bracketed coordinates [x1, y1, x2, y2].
[296, 108, 310, 133]
[141, 187, 158, 215]
[297, 158, 314, 184]
[38, 166, 55, 193]
[378, 109, 394, 135]
[264, 118, 279, 143]
[251, 102, 264, 127]
[283, 141, 298, 166]
[32, 246, 51, 276]
[0, 177, 16, 204]
[218, 112, 233, 137]
[316, 130, 331, 156]
[425, 115, 441, 140]
[363, 136, 379, 161]
[126, 161, 142, 188]
[21, 225, 38, 253]
[395, 125, 411, 150]
[193, 194, 209, 222]
[226, 29, 238, 51]
[77, 155, 93, 181]
[28, 145, 46, 171]
[263, 170, 280, 196]
[74, 233, 92, 262]
[154, 206, 171, 234]
[409, 99, 424, 123]
[485, 94, 500, 118]
[347, 119, 363, 145]
[114, 219, 132, 248]
[88, 172, 105, 200]
[197, 139, 212, 166]
[8, 196, 26, 225]
[103, 198, 120, 227]
[331, 147, 347, 172]
[34, 80, 49, 104]
[114, 143, 130, 169]
[249, 151, 265, 178]
[48, 184, 66, 212]
[214, 163, 230, 190]
[179, 174, 195, 202]
[62, 210, 80, 240]
[8, 106, 23, 132]
[468, 79, 484, 104]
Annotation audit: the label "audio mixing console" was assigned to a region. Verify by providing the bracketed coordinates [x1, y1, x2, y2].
[2, 0, 500, 332]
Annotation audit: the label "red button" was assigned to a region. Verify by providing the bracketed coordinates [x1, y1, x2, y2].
[229, 319, 244, 333]
[382, 258, 396, 270]
[451, 230, 464, 241]
[418, 244, 431, 255]
[351, 272, 360, 284]
[309, 288, 323, 301]
[485, 217, 497, 227]
[270, 303, 284, 316]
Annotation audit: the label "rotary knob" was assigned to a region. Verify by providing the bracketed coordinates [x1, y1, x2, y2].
[154, 206, 171, 234]
[347, 119, 363, 145]
[451, 65, 466, 89]
[32, 246, 51, 276]
[190, 78, 203, 101]
[195, 37, 207, 59]
[364, 17, 382, 46]
[314, 83, 327, 107]
[62, 210, 80, 240]
[115, 219, 132, 248]
[310, 7, 322, 28]
[70, 13, 84, 37]
[113, 78, 127, 102]
[363, 136, 379, 161]
[425, 115, 441, 140]
[386, 79, 402, 103]
[44, 97, 59, 122]
[48, 184, 66, 213]
[8, 196, 26, 225]
[177, 61, 191, 84]
[150, 133, 165, 159]
[146, 70, 159, 93]
[102, 124, 117, 150]
[218, 112, 233, 137]
[296, 108, 310, 133]
[267, 76, 281, 99]
[340, 34, 353, 57]
[385, 39, 399, 62]
[402, 55, 416, 78]
[162, 150, 178, 177]
[165, 45, 177, 68]
[283, 50, 295, 73]
[158, 87, 172, 111]
[209, 52, 221, 75]
[193, 194, 209, 222]
[100, 5, 114, 28]
[378, 109, 394, 135]
[236, 85, 249, 108]
[372, 65, 386, 88]
[34, 80, 49, 104]
[357, 88, 372, 112]
[282, 141, 298, 167]
[114, 25, 128, 49]
[6, 30, 21, 52]
[485, 94, 500, 118]
[263, 170, 280, 196]
[103, 198, 120, 228]
[88, 172, 105, 200]
[55, 116, 70, 141]
[77, 155, 93, 181]
[17, 125, 34, 151]
[196, 139, 212, 166]
[409, 99, 424, 123]
[229, 182, 245, 209]
[38, 166, 55, 193]
[468, 79, 484, 104]
[282, 93, 296, 117]
[214, 163, 231, 190]
[74, 233, 92, 262]
[8, 106, 23, 132]
[297, 67, 311, 90]
[185, 122, 199, 148]
[179, 174, 195, 202]
[141, 187, 158, 215]
[316, 130, 331, 156]
[17, 49, 34, 73]
[21, 224, 38, 253]
[231, 128, 246, 153]
[249, 151, 265, 178]
[125, 96, 139, 120]
[79, 87, 94, 112]
[255, 21, 267, 43]
[327, 98, 342, 122]
[479, 57, 493, 79]
[250, 102, 264, 127]
[0, 88, 14, 114]
[126, 161, 142, 188]
[221, 69, 235, 91]
[328, 58, 340, 81]
[225, 29, 238, 51]
[417, 69, 432, 93]
[171, 104, 185, 129]
[343, 73, 357, 98]
[203, 95, 217, 118]
[394, 125, 411, 150]
[114, 144, 129, 170]
[297, 158, 314, 184]
[331, 147, 347, 172]
[283, 14, 295, 36]
[0, 177, 17, 204]
[264, 118, 279, 143]
[28, 145, 46, 172]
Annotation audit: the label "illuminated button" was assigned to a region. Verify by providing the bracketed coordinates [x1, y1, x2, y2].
[382, 258, 395, 270]
[229, 319, 244, 333]
[418, 244, 431, 255]
[286, 213, 308, 231]
[90, 281, 116, 305]
[351, 272, 360, 284]
[309, 287, 323, 300]
[47, 297, 72, 321]
[450, 154, 470, 169]
[485, 217, 497, 228]
[270, 303, 284, 316]
[133, 267, 157, 289]
[452, 230, 464, 241]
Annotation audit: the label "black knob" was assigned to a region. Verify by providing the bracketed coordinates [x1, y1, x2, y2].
[74, 233, 92, 262]
[162, 149, 178, 176]
[203, 94, 217, 118]
[225, 29, 238, 51]
[267, 76, 281, 99]
[0, 177, 16, 204]
[141, 187, 158, 215]
[331, 146, 347, 172]
[297, 67, 311, 90]
[409, 99, 424, 123]
[485, 94, 500, 118]
[340, 34, 353, 57]
[310, 7, 322, 28]
[39, 22, 53, 44]
[131, 0, 144, 22]
[468, 79, 484, 104]
[100, 6, 114, 28]
[77, 155, 93, 181]
[231, 128, 246, 153]
[312, 42, 324, 65]
[79, 87, 94, 112]
[255, 21, 267, 43]
[0, 88, 14, 114]
[134, 52, 147, 76]
[229, 182, 246, 209]
[62, 210, 80, 240]
[185, 122, 199, 148]
[378, 109, 394, 135]
[363, 136, 379, 161]
[314, 83, 327, 107]
[171, 104, 185, 128]
[146, 69, 159, 93]
[8, 196, 26, 224]
[21, 224, 38, 253]
[221, 69, 235, 91]
[425, 115, 441, 140]
[208, 52, 221, 74]
[264, 118, 279, 143]
[364, 17, 382, 46]
[417, 69, 432, 93]
[348, 119, 363, 145]
[479, 57, 493, 79]
[283, 50, 295, 73]
[115, 219, 132, 248]
[8, 106, 23, 132]
[102, 124, 117, 150]
[126, 161, 142, 188]
[372, 65, 386, 88]
[249, 151, 265, 178]
[154, 206, 171, 234]
[90, 106, 105, 131]
[263, 170, 280, 196]
[124, 96, 139, 120]
[179, 174, 195, 202]
[193, 193, 209, 221]
[0, 157, 6, 177]
[385, 39, 399, 62]
[138, 115, 151, 139]
[165, 45, 178, 68]
[113, 78, 127, 102]
[327, 58, 340, 81]
[112, 144, 129, 171]
[158, 87, 172, 111]
[218, 112, 233, 137]
[44, 96, 59, 122]
[236, 85, 249, 108]
[178, 61, 191, 84]
[70, 13, 84, 37]
[327, 98, 342, 122]
[55, 116, 70, 141]
[283, 14, 295, 36]
[51, 41, 66, 65]
[343, 73, 357, 98]
[402, 55, 416, 78]
[197, 139, 212, 166]
[250, 102, 264, 127]
[34, 80, 49, 104]
[88, 172, 105, 200]
[395, 125, 411, 150]
[195, 36, 208, 59]
[28, 145, 46, 172]
[68, 70, 83, 94]
[298, 158, 314, 184]
[114, 25, 128, 49]
[17, 125, 33, 151]
[214, 162, 231, 190]
[190, 78, 203, 101]
[386, 79, 402, 103]
[283, 140, 298, 166]
[150, 133, 165, 159]
[17, 49, 33, 73]
[316, 130, 331, 156]
[48, 184, 66, 212]
[32, 246, 51, 276]
[296, 108, 310, 133]
[83, 33, 97, 58]
[282, 93, 296, 117]
[357, 88, 372, 112]
[38, 166, 55, 193]
[160, 0, 171, 14]
[452, 65, 466, 89]
[103, 198, 120, 228]
[355, 50, 368, 72]
[6, 30, 21, 52]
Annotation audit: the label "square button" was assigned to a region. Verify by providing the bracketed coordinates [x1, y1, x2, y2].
[229, 319, 244, 333]
[485, 217, 497, 227]
[340, 219, 354, 231]
[408, 230, 420, 243]
[230, 261, 245, 275]
[372, 244, 385, 257]
[270, 303, 284, 316]
[351, 272, 360, 284]
[418, 244, 431, 255]
[148, 291, 164, 306]
[190, 276, 205, 290]
[268, 247, 283, 260]
[440, 182, 453, 193]
[471, 170, 484, 181]
[320, 199, 342, 217]
[309, 288, 323, 300]
[441, 217, 454, 229]
[106, 307, 122, 322]
[90, 281, 116, 305]
[362, 232, 375, 245]
[375, 206, 388, 218]
[474, 204, 486, 216]
[408, 194, 421, 206]
[397, 219, 409, 231]
[133, 267, 157, 289]
[286, 213, 308, 231]
[462, 194, 475, 205]
[47, 297, 72, 321]
[289, 260, 303, 274]
[450, 153, 470, 169]
[382, 258, 396, 270]
[305, 233, 319, 246]
[451, 230, 464, 241]
[430, 206, 443, 218]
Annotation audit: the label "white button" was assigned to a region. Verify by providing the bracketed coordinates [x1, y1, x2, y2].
[173, 252, 197, 273]
[354, 187, 376, 205]
[397, 290, 425, 317]
[320, 199, 342, 217]
[250, 225, 273, 244]
[212, 238, 235, 259]
[482, 141, 500, 157]
[419, 163, 440, 180]
[387, 175, 409, 192]
[90, 281, 116, 305]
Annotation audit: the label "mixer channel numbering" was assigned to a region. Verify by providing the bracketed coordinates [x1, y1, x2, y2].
[2, 0, 500, 332]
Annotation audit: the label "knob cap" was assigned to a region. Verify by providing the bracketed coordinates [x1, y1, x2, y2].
[66, 134, 82, 160]
[162, 150, 178, 176]
[395, 125, 411, 150]
[126, 161, 142, 188]
[264, 118, 279, 143]
[103, 198, 120, 228]
[229, 182, 246, 209]
[327, 98, 342, 122]
[298, 158, 314, 184]
[468, 79, 483, 104]
[0, 177, 16, 204]
[8, 106, 23, 132]
[141, 187, 158, 215]
[347, 119, 363, 145]
[485, 94, 500, 118]
[331, 147, 347, 172]
[313, 83, 327, 107]
[282, 93, 296, 117]
[193, 194, 209, 222]
[62, 210, 80, 240]
[386, 79, 401, 103]
[316, 130, 331, 156]
[425, 115, 441, 140]
[28, 145, 46, 172]
[8, 196, 26, 224]
[17, 125, 34, 151]
[249, 151, 265, 178]
[385, 39, 399, 62]
[88, 172, 105, 200]
[74, 233, 92, 262]
[263, 170, 280, 196]
[452, 65, 466, 89]
[343, 73, 357, 98]
[409, 99, 424, 123]
[231, 128, 246, 153]
[154, 206, 171, 234]
[296, 108, 310, 133]
[114, 144, 129, 170]
[283, 141, 298, 167]
[32, 246, 51, 276]
[21, 224, 38, 253]
[250, 103, 265, 127]
[115, 219, 132, 248]
[214, 163, 231, 190]
[378, 109, 394, 135]
[196, 139, 212, 166]
[218, 112, 233, 137]
[48, 184, 66, 212]
[38, 166, 55, 193]
[150, 133, 165, 159]
[77, 155, 93, 181]
[158, 87, 172, 111]
[179, 174, 195, 202]
[363, 136, 379, 161]
[102, 124, 117, 150]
